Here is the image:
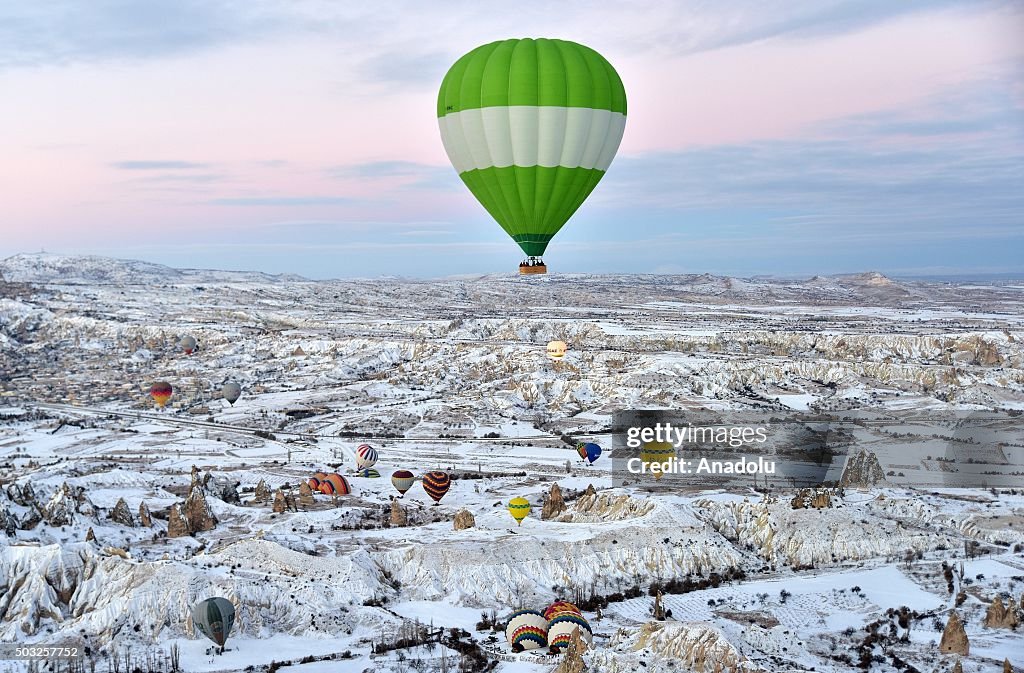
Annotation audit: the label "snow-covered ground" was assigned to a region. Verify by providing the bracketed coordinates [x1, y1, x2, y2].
[1, 254, 1023, 673]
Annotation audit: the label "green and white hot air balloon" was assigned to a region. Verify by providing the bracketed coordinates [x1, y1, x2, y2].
[438, 38, 627, 274]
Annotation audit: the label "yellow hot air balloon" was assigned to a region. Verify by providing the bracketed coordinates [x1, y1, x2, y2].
[546, 341, 567, 360]
[640, 441, 675, 480]
[508, 497, 531, 526]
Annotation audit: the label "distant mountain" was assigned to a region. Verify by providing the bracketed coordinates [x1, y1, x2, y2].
[0, 253, 306, 285]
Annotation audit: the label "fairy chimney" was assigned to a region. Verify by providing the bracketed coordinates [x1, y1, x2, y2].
[939, 611, 969, 655]
[453, 508, 475, 530]
[253, 479, 271, 504]
[138, 501, 153, 527]
[984, 596, 1019, 629]
[167, 504, 188, 538]
[542, 482, 567, 520]
[390, 499, 407, 527]
[109, 498, 134, 527]
[298, 481, 315, 508]
[272, 489, 287, 513]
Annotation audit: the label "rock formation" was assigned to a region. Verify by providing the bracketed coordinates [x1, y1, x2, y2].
[542, 482, 567, 520]
[554, 626, 587, 673]
[183, 478, 217, 532]
[939, 611, 969, 655]
[839, 450, 887, 488]
[85, 527, 96, 542]
[167, 504, 188, 538]
[583, 484, 597, 497]
[453, 508, 475, 530]
[653, 590, 665, 621]
[272, 489, 287, 513]
[1004, 659, 1012, 673]
[952, 660, 963, 673]
[984, 596, 1019, 629]
[254, 479, 271, 504]
[109, 498, 134, 527]
[43, 483, 76, 526]
[390, 499, 407, 527]
[138, 501, 152, 527]
[298, 482, 314, 508]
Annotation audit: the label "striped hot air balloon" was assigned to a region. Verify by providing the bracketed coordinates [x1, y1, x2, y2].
[438, 38, 627, 273]
[357, 468, 381, 478]
[505, 609, 548, 652]
[318, 473, 351, 496]
[422, 471, 451, 504]
[508, 497, 531, 526]
[150, 381, 173, 408]
[576, 442, 602, 465]
[542, 601, 582, 621]
[355, 444, 378, 471]
[192, 597, 235, 651]
[640, 441, 675, 481]
[547, 612, 593, 651]
[307, 476, 323, 491]
[391, 469, 415, 496]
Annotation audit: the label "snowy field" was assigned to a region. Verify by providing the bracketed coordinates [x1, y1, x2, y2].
[1, 254, 1023, 673]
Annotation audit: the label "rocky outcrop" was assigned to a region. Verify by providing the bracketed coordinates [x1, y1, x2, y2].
[555, 625, 587, 673]
[453, 509, 475, 530]
[583, 484, 597, 497]
[272, 490, 287, 513]
[254, 479, 271, 504]
[623, 621, 755, 673]
[559, 493, 656, 523]
[939, 611, 969, 655]
[791, 488, 831, 509]
[85, 527, 95, 542]
[542, 483, 567, 520]
[298, 482, 314, 508]
[984, 596, 1019, 629]
[167, 504, 188, 538]
[43, 484, 76, 526]
[183, 479, 216, 533]
[390, 500, 407, 527]
[138, 501, 152, 527]
[839, 450, 887, 488]
[1004, 659, 1012, 673]
[109, 498, 134, 527]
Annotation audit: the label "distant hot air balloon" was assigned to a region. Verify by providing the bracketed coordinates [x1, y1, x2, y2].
[438, 38, 627, 273]
[150, 381, 173, 408]
[546, 341, 568, 360]
[422, 471, 451, 504]
[192, 597, 235, 652]
[221, 382, 241, 406]
[547, 612, 593, 651]
[355, 444, 378, 471]
[391, 469, 415, 497]
[505, 609, 548, 652]
[640, 441, 675, 481]
[576, 442, 602, 465]
[318, 473, 351, 496]
[180, 336, 197, 355]
[508, 497, 531, 526]
[357, 468, 381, 479]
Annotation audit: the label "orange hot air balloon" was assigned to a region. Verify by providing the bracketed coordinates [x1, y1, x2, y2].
[150, 382, 173, 407]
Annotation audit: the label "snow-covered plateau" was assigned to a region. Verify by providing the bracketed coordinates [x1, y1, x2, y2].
[1, 253, 1022, 673]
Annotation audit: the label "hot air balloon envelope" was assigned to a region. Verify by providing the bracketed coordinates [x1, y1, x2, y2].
[438, 38, 627, 269]
[391, 469, 415, 496]
[150, 382, 173, 408]
[641, 441, 675, 481]
[221, 382, 241, 405]
[422, 471, 451, 503]
[355, 444, 378, 471]
[319, 473, 351, 496]
[192, 597, 235, 649]
[180, 336, 197, 355]
[505, 609, 548, 651]
[508, 497, 531, 526]
[546, 341, 568, 360]
[547, 612, 593, 650]
[576, 442, 602, 464]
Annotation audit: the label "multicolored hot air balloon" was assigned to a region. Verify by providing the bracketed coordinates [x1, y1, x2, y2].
[547, 612, 593, 651]
[640, 441, 675, 480]
[391, 470, 415, 497]
[357, 468, 381, 479]
[547, 341, 568, 360]
[508, 497, 531, 526]
[221, 381, 241, 406]
[318, 473, 351, 496]
[422, 471, 451, 504]
[576, 442, 602, 465]
[180, 336, 197, 355]
[308, 476, 323, 491]
[150, 381, 173, 408]
[543, 601, 582, 621]
[438, 38, 627, 273]
[192, 597, 235, 651]
[505, 609, 548, 652]
[355, 444, 378, 471]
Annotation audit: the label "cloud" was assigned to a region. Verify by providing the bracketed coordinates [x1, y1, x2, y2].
[111, 160, 210, 170]
[208, 196, 354, 206]
[327, 160, 460, 191]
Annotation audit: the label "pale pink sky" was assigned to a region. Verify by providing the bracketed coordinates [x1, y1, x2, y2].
[0, 1, 1021, 276]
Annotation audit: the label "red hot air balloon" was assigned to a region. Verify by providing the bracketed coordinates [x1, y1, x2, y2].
[150, 382, 173, 408]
